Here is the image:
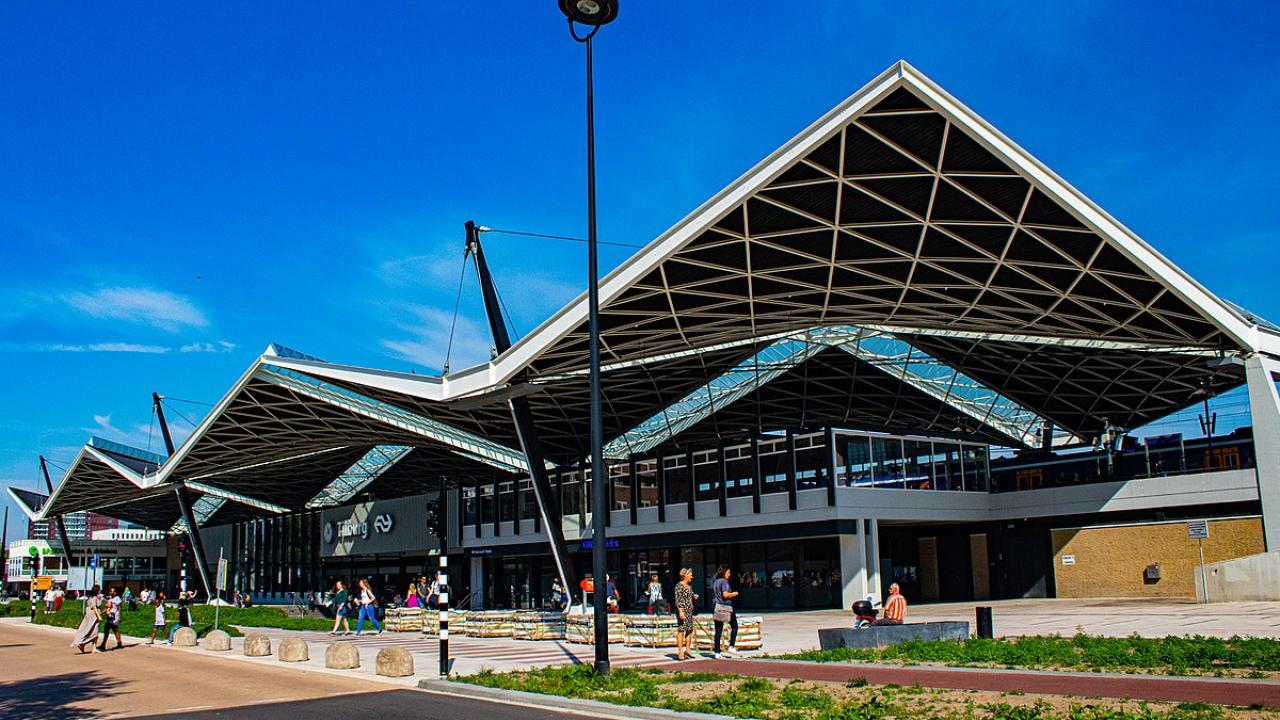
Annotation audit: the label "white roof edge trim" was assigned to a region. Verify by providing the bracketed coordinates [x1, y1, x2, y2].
[437, 62, 913, 396]
[36, 444, 150, 522]
[6, 486, 45, 521]
[267, 356, 447, 401]
[440, 60, 1260, 393]
[149, 354, 272, 486]
[891, 62, 1256, 353]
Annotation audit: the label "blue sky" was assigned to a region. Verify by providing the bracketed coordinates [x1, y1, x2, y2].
[3, 2, 1278, 540]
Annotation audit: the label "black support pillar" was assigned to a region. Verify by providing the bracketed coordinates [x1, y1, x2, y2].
[685, 448, 696, 520]
[750, 436, 762, 514]
[717, 441, 728, 517]
[785, 430, 799, 511]
[39, 457, 75, 581]
[824, 426, 838, 506]
[628, 456, 639, 525]
[656, 456, 667, 523]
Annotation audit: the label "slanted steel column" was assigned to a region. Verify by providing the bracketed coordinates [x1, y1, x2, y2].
[465, 221, 578, 598]
[39, 457, 76, 581]
[154, 392, 213, 598]
[785, 430, 799, 510]
[1246, 354, 1280, 550]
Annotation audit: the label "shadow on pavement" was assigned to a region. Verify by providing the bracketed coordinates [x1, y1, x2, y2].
[0, 671, 125, 720]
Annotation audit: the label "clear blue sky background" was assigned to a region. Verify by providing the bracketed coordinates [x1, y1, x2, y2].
[3, 2, 1278, 540]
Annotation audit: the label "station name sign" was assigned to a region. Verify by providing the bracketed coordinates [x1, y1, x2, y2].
[319, 492, 437, 558]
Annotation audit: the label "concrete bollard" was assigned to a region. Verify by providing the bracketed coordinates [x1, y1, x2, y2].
[326, 641, 360, 669]
[376, 647, 414, 678]
[243, 632, 272, 657]
[204, 629, 232, 651]
[172, 627, 198, 647]
[278, 637, 309, 662]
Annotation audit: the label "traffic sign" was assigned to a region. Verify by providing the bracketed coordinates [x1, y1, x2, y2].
[216, 558, 228, 591]
[1187, 520, 1209, 540]
[34, 575, 53, 591]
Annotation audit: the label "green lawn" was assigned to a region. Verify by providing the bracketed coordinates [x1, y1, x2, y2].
[778, 634, 1280, 677]
[459, 665, 1243, 720]
[1, 599, 337, 638]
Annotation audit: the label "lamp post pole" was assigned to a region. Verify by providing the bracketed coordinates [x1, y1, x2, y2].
[558, 0, 618, 676]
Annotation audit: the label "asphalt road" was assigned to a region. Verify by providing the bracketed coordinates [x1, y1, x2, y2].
[157, 689, 594, 719]
[0, 620, 594, 720]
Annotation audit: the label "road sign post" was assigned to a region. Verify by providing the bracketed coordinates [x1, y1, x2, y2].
[1187, 520, 1210, 603]
[214, 548, 227, 631]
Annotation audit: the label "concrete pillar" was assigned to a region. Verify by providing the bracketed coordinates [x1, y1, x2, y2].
[865, 518, 882, 603]
[838, 528, 865, 609]
[469, 556, 484, 610]
[1246, 354, 1280, 550]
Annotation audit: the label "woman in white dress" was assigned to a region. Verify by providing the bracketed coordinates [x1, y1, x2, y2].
[71, 584, 103, 653]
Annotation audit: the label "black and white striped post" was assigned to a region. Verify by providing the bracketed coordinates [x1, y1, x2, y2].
[438, 555, 449, 677]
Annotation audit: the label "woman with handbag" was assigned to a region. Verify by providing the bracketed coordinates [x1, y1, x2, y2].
[673, 568, 698, 661]
[711, 566, 739, 659]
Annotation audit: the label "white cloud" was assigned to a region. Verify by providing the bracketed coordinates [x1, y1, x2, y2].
[381, 305, 493, 373]
[0, 340, 235, 354]
[63, 287, 208, 332]
[180, 340, 237, 354]
[85, 413, 192, 452]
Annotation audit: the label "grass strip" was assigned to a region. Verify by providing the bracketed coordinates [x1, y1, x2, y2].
[776, 634, 1280, 676]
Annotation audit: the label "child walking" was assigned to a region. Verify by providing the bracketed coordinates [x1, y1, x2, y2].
[147, 594, 166, 645]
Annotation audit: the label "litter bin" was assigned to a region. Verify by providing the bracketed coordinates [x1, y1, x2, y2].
[975, 606, 993, 639]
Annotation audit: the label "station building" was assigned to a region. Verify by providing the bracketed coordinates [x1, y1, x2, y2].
[19, 62, 1280, 611]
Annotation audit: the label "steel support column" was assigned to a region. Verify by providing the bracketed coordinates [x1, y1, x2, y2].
[824, 426, 838, 506]
[466, 221, 578, 599]
[628, 456, 639, 525]
[785, 430, 799, 510]
[717, 441, 728, 517]
[750, 436, 762, 514]
[154, 392, 213, 598]
[656, 455, 667, 523]
[39, 457, 75, 582]
[685, 448, 696, 521]
[1246, 354, 1280, 550]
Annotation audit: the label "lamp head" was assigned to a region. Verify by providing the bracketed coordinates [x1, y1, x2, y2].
[558, 0, 618, 27]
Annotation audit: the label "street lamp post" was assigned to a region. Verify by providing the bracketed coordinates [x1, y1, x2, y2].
[558, 0, 618, 676]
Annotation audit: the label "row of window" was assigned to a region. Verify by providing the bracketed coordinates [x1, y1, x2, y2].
[462, 430, 992, 526]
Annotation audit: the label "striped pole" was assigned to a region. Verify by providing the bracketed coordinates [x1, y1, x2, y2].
[438, 555, 449, 677]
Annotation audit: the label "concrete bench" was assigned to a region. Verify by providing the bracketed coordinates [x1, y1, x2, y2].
[817, 621, 969, 650]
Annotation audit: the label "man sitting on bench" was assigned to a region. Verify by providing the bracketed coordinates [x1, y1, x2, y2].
[873, 583, 907, 625]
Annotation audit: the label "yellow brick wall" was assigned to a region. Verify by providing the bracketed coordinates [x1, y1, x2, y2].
[1051, 517, 1264, 599]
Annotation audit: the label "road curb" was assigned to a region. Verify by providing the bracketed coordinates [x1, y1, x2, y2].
[417, 679, 739, 720]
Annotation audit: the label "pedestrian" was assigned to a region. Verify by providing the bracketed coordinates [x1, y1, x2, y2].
[711, 565, 739, 659]
[98, 587, 124, 651]
[551, 576, 566, 610]
[125, 586, 136, 612]
[426, 574, 440, 609]
[354, 579, 383, 635]
[605, 574, 620, 613]
[330, 581, 351, 635]
[646, 574, 665, 615]
[232, 588, 242, 608]
[147, 593, 166, 645]
[71, 584, 103, 654]
[405, 583, 421, 609]
[168, 591, 193, 644]
[674, 568, 698, 661]
[43, 586, 56, 613]
[54, 587, 65, 612]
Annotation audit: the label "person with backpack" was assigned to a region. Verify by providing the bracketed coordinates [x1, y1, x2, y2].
[354, 578, 383, 635]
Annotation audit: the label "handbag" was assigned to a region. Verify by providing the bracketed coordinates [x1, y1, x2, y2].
[713, 603, 733, 623]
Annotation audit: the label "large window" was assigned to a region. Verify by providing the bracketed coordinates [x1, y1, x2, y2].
[724, 446, 754, 498]
[902, 439, 934, 490]
[693, 450, 719, 501]
[610, 463, 630, 511]
[962, 445, 990, 491]
[758, 439, 788, 494]
[794, 435, 828, 490]
[663, 457, 690, 505]
[636, 460, 658, 507]
[839, 435, 874, 487]
[871, 437, 905, 488]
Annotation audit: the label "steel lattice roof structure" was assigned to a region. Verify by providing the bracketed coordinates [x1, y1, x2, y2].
[35, 61, 1277, 530]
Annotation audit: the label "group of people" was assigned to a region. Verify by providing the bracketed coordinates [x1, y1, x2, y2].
[41, 586, 66, 612]
[69, 585, 198, 653]
[328, 578, 388, 636]
[672, 565, 741, 661]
